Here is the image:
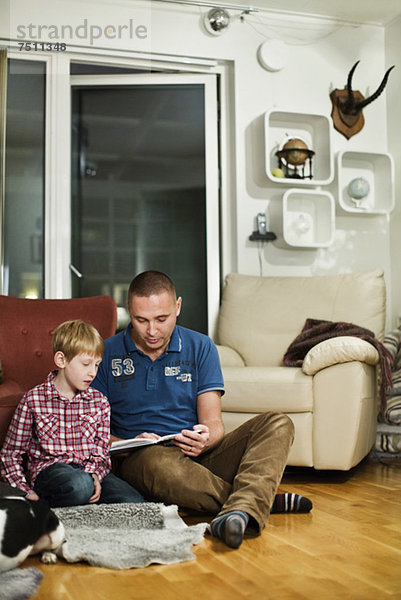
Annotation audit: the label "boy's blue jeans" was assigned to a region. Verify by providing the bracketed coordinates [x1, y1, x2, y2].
[33, 462, 144, 507]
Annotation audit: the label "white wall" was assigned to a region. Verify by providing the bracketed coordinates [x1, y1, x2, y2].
[386, 16, 401, 327]
[1, 0, 397, 324]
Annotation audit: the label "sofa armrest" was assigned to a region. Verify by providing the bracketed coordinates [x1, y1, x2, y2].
[0, 380, 24, 448]
[302, 336, 379, 375]
[312, 361, 377, 469]
[0, 392, 24, 447]
[0, 378, 23, 398]
[216, 345, 245, 367]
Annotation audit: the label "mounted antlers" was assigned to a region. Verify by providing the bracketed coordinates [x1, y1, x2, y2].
[330, 61, 395, 139]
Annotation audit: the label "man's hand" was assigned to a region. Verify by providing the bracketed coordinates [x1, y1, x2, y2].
[109, 432, 161, 458]
[134, 432, 161, 441]
[173, 425, 210, 458]
[89, 473, 102, 503]
[109, 434, 123, 446]
[109, 432, 160, 445]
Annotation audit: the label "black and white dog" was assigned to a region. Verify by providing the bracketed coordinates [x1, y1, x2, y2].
[0, 482, 65, 573]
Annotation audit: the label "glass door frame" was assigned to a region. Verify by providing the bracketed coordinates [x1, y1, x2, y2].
[0, 49, 54, 296]
[0, 48, 71, 301]
[1, 44, 235, 336]
[70, 72, 220, 334]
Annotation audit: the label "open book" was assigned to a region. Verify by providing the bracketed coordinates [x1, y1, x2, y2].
[109, 433, 178, 455]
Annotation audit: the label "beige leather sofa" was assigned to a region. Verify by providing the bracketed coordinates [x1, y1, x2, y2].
[216, 270, 386, 470]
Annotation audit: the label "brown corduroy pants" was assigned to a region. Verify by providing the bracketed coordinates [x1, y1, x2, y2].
[121, 412, 294, 533]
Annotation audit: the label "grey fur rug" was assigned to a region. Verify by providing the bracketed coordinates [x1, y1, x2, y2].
[0, 568, 43, 600]
[54, 502, 207, 569]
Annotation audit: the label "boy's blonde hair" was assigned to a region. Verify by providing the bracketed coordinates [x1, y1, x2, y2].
[52, 320, 104, 361]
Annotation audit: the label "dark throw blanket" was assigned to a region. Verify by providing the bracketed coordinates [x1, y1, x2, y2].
[283, 318, 393, 415]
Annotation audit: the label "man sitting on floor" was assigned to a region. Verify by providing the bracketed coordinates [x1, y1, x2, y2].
[93, 270, 312, 549]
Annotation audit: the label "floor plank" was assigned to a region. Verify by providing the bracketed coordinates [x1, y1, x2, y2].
[21, 457, 401, 600]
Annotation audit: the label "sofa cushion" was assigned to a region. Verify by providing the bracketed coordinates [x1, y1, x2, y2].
[217, 270, 385, 367]
[302, 336, 379, 375]
[216, 345, 245, 367]
[221, 366, 313, 413]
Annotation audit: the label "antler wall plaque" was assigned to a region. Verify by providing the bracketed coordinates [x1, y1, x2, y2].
[330, 61, 395, 139]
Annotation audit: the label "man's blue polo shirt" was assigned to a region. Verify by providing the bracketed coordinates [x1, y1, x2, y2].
[92, 324, 225, 439]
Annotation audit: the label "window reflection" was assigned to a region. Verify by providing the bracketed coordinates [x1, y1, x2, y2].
[4, 59, 45, 298]
[71, 84, 208, 333]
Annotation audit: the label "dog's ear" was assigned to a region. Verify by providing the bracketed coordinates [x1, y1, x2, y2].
[25, 498, 54, 531]
[26, 499, 58, 533]
[26, 497, 49, 518]
[44, 509, 62, 536]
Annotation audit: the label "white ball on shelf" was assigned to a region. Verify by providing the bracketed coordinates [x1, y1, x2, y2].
[347, 177, 370, 200]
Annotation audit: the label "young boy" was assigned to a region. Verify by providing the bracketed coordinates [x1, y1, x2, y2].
[0, 320, 144, 507]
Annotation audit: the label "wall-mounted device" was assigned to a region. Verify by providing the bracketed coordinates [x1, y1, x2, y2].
[257, 212, 267, 235]
[249, 212, 276, 242]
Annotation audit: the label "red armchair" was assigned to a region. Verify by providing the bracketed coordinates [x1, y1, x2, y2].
[0, 295, 117, 446]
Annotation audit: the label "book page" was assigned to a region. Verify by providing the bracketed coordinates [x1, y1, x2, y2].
[110, 433, 178, 454]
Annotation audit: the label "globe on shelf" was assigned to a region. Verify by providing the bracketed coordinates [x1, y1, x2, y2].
[282, 138, 310, 166]
[347, 177, 370, 208]
[275, 136, 315, 180]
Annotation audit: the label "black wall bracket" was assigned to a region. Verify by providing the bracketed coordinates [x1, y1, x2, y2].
[249, 231, 277, 242]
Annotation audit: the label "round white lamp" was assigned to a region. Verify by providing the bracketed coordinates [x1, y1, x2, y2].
[257, 39, 288, 72]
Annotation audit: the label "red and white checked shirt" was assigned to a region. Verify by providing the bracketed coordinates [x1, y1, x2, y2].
[0, 371, 112, 494]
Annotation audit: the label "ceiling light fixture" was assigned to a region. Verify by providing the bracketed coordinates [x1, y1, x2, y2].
[204, 7, 231, 35]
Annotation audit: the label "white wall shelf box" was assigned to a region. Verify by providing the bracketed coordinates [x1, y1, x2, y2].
[282, 189, 335, 248]
[265, 109, 333, 186]
[337, 151, 394, 214]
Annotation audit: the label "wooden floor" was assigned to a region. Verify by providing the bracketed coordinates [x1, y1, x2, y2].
[25, 457, 401, 600]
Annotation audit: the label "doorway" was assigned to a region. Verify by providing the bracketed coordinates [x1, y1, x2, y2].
[71, 74, 220, 333]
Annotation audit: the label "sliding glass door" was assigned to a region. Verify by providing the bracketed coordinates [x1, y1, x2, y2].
[1, 58, 221, 334]
[70, 74, 219, 333]
[2, 59, 46, 298]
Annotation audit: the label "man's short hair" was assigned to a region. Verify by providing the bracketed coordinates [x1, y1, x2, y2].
[127, 271, 176, 303]
[52, 320, 104, 361]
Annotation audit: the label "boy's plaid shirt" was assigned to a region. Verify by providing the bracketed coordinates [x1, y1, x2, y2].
[0, 371, 112, 494]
